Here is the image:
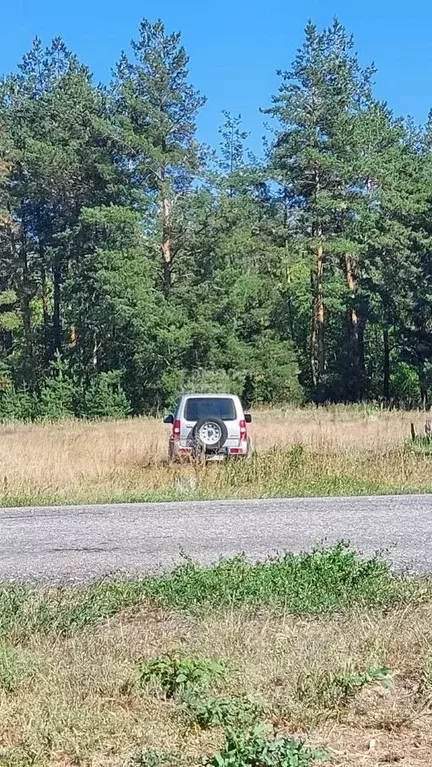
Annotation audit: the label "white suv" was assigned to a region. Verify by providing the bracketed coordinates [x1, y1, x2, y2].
[164, 393, 252, 461]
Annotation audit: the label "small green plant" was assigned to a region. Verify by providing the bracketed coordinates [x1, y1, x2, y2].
[296, 664, 392, 711]
[0, 643, 32, 692]
[138, 653, 227, 697]
[183, 694, 264, 729]
[204, 725, 329, 766]
[132, 748, 182, 766]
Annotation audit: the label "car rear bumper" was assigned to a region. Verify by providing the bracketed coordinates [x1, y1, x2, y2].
[169, 440, 249, 460]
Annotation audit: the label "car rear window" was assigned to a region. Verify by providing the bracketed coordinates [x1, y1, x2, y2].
[184, 397, 236, 421]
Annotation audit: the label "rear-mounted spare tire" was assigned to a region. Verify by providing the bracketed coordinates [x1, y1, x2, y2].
[192, 417, 228, 453]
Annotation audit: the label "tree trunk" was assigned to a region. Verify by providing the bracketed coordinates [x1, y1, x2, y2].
[19, 291, 33, 370]
[383, 326, 390, 402]
[161, 196, 172, 297]
[344, 254, 363, 401]
[358, 319, 365, 400]
[41, 265, 50, 361]
[69, 325, 77, 349]
[8, 206, 34, 374]
[52, 257, 62, 355]
[311, 244, 325, 387]
[0, 329, 12, 355]
[92, 332, 99, 370]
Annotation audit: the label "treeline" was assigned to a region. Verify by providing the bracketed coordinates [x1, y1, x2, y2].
[0, 18, 432, 420]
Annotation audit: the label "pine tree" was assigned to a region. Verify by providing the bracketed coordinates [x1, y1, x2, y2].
[113, 19, 205, 296]
[265, 19, 375, 399]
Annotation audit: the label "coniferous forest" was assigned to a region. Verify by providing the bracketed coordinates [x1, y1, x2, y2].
[1, 17, 432, 419]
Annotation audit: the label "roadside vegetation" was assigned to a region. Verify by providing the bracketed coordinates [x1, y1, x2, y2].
[0, 406, 431, 507]
[1, 544, 432, 766]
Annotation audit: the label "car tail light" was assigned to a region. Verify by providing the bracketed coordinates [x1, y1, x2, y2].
[239, 419, 247, 441]
[172, 419, 181, 440]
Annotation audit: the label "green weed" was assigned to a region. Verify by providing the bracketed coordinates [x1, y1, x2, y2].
[138, 654, 227, 698]
[183, 694, 264, 730]
[146, 542, 417, 613]
[0, 643, 32, 692]
[296, 664, 393, 711]
[204, 725, 329, 766]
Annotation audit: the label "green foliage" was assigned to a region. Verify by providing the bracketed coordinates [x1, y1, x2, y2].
[242, 338, 304, 406]
[82, 371, 132, 420]
[390, 362, 420, 404]
[37, 355, 76, 421]
[133, 749, 182, 767]
[204, 725, 329, 767]
[138, 653, 227, 697]
[183, 694, 263, 730]
[0, 387, 36, 422]
[296, 665, 393, 711]
[0, 643, 32, 692]
[146, 543, 411, 614]
[182, 369, 245, 396]
[0, 545, 421, 643]
[0, 16, 431, 413]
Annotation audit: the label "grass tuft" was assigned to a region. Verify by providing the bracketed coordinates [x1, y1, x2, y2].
[296, 664, 393, 713]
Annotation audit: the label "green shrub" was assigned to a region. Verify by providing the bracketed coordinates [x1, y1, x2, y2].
[37, 354, 76, 421]
[204, 725, 329, 766]
[0, 386, 36, 422]
[138, 653, 227, 698]
[390, 362, 419, 404]
[183, 694, 263, 730]
[82, 370, 132, 419]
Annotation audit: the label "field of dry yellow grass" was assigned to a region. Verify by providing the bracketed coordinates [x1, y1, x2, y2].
[0, 405, 431, 506]
[3, 606, 432, 767]
[1, 545, 432, 767]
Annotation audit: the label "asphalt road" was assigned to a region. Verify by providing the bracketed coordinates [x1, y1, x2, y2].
[1, 494, 432, 583]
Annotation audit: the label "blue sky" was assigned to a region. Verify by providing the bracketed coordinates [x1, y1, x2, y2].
[2, 0, 432, 152]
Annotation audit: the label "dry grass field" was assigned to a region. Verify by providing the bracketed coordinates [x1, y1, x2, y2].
[0, 405, 430, 506]
[1, 547, 432, 767]
[3, 606, 432, 767]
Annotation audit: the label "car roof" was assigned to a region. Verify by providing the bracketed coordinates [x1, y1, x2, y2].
[182, 393, 238, 399]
